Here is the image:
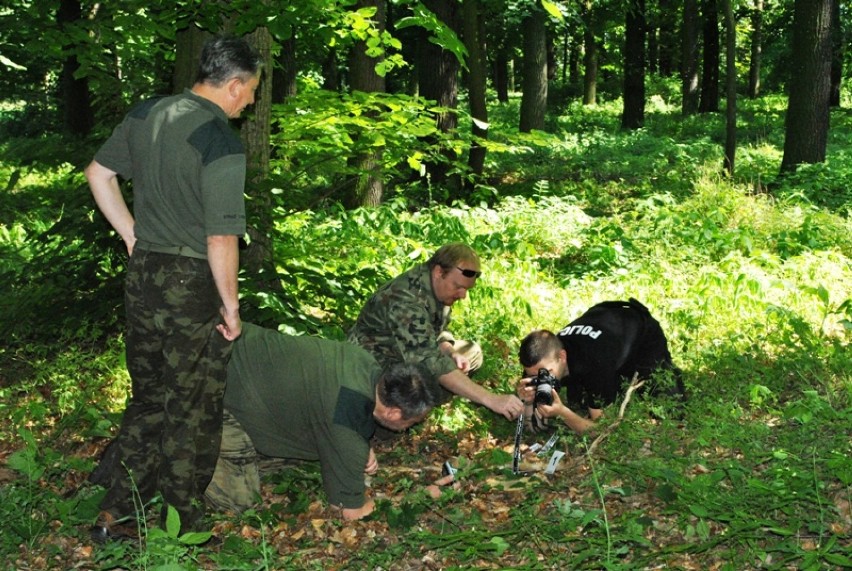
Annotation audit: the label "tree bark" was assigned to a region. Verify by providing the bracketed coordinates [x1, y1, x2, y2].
[344, 0, 387, 208]
[462, 0, 488, 183]
[519, 5, 548, 132]
[699, 0, 720, 113]
[272, 34, 297, 103]
[681, 0, 700, 115]
[239, 27, 275, 274]
[57, 0, 94, 136]
[657, 0, 676, 76]
[419, 0, 461, 192]
[583, 0, 598, 105]
[747, 0, 763, 98]
[723, 0, 737, 176]
[829, 0, 842, 107]
[173, 25, 211, 93]
[780, 0, 833, 173]
[621, 0, 646, 130]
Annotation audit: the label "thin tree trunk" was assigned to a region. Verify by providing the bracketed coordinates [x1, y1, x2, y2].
[681, 0, 700, 115]
[462, 0, 488, 183]
[699, 0, 720, 113]
[583, 0, 598, 105]
[345, 0, 387, 207]
[829, 0, 842, 107]
[57, 0, 94, 136]
[272, 34, 297, 103]
[658, 0, 676, 76]
[621, 0, 646, 129]
[723, 0, 736, 176]
[747, 0, 763, 98]
[419, 0, 461, 192]
[519, 6, 548, 132]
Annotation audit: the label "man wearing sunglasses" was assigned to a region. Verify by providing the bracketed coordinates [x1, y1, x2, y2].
[348, 243, 524, 421]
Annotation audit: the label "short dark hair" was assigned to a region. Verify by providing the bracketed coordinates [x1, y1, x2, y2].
[426, 243, 479, 272]
[195, 35, 262, 87]
[518, 329, 564, 367]
[377, 363, 437, 419]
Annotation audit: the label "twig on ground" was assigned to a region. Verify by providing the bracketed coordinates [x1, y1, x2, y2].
[584, 374, 645, 457]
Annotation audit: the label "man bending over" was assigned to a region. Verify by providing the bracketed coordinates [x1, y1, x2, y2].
[204, 323, 437, 520]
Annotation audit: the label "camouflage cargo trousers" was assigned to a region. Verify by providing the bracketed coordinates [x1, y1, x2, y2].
[97, 249, 232, 531]
[204, 409, 261, 513]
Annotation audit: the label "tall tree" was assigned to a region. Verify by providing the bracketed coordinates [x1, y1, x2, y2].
[621, 0, 646, 129]
[272, 35, 298, 103]
[747, 0, 763, 98]
[345, 0, 387, 207]
[582, 0, 599, 105]
[699, 0, 720, 112]
[723, 0, 736, 176]
[519, 4, 548, 132]
[57, 0, 94, 136]
[681, 0, 700, 114]
[829, 0, 842, 107]
[780, 0, 833, 173]
[419, 0, 462, 189]
[657, 0, 677, 76]
[462, 0, 488, 182]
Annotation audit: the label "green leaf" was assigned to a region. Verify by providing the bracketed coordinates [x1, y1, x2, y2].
[489, 536, 510, 556]
[540, 0, 564, 20]
[689, 504, 710, 517]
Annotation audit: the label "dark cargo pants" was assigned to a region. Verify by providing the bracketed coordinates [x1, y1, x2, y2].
[97, 249, 232, 531]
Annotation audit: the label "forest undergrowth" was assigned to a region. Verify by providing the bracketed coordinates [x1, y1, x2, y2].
[0, 95, 850, 570]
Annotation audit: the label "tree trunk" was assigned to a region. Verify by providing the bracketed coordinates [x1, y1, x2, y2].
[494, 47, 510, 102]
[57, 0, 94, 136]
[322, 48, 340, 91]
[519, 6, 548, 132]
[462, 0, 488, 183]
[344, 0, 387, 208]
[647, 23, 658, 75]
[239, 27, 275, 274]
[681, 0, 700, 115]
[747, 0, 763, 98]
[780, 0, 833, 173]
[829, 0, 842, 107]
[657, 0, 676, 76]
[723, 0, 736, 176]
[272, 34, 297, 103]
[699, 0, 720, 113]
[582, 0, 598, 106]
[621, 0, 646, 130]
[419, 0, 461, 192]
[173, 25, 210, 93]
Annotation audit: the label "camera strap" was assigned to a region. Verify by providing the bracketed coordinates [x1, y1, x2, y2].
[512, 412, 525, 475]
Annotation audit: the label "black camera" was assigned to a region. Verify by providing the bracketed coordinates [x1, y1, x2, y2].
[530, 368, 560, 406]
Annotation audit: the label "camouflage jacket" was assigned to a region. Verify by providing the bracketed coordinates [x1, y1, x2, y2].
[347, 263, 457, 382]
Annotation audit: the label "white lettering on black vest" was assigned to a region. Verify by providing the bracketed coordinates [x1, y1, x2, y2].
[558, 324, 602, 339]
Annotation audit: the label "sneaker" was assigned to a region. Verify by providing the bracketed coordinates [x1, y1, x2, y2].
[90, 511, 140, 543]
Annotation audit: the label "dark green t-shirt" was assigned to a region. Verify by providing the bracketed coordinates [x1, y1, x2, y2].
[94, 90, 246, 255]
[225, 323, 381, 508]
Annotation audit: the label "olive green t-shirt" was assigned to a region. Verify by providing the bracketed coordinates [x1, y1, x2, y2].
[224, 323, 381, 509]
[94, 90, 246, 255]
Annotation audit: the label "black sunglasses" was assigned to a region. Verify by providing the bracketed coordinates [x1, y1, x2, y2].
[456, 266, 482, 278]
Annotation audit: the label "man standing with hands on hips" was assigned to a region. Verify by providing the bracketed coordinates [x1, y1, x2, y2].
[85, 35, 262, 541]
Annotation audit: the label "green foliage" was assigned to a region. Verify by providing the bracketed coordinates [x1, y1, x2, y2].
[1, 77, 851, 570]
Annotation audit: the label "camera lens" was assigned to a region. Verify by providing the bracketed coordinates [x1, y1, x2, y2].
[535, 382, 553, 406]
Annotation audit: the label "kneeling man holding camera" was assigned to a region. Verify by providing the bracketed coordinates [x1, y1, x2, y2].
[517, 299, 685, 434]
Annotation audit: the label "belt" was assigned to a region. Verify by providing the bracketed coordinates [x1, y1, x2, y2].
[135, 240, 207, 260]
